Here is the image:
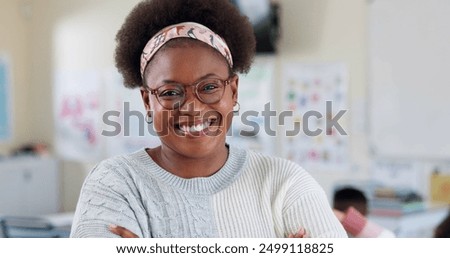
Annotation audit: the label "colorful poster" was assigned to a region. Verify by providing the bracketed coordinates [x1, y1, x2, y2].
[53, 69, 103, 161]
[0, 55, 12, 141]
[281, 63, 349, 171]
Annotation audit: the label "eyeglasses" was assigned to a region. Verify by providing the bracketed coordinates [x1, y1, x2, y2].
[146, 76, 233, 110]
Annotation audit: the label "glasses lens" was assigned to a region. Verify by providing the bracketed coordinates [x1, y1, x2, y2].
[196, 79, 225, 104]
[152, 78, 228, 109]
[156, 84, 185, 109]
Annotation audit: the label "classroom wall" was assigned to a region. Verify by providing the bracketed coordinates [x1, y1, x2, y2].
[29, 0, 142, 211]
[1, 0, 370, 211]
[1, 0, 141, 211]
[275, 0, 370, 194]
[0, 0, 31, 155]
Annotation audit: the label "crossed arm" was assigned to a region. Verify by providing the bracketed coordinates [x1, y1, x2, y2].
[109, 225, 308, 238]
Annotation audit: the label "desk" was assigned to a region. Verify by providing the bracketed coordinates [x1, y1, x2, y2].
[369, 203, 449, 237]
[0, 212, 73, 238]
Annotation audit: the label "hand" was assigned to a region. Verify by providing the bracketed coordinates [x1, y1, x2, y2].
[288, 227, 307, 238]
[109, 225, 139, 238]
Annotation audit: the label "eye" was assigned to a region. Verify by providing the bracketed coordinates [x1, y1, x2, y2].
[198, 81, 220, 93]
[158, 85, 184, 99]
[160, 90, 181, 97]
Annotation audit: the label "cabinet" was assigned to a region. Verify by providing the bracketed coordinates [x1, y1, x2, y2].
[0, 157, 60, 216]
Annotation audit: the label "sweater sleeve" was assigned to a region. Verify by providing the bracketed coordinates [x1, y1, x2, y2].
[281, 164, 347, 238]
[283, 191, 348, 238]
[70, 161, 144, 238]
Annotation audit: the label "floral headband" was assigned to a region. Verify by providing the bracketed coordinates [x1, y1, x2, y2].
[140, 22, 233, 78]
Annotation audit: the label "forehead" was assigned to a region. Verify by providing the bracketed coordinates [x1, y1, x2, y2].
[144, 39, 229, 84]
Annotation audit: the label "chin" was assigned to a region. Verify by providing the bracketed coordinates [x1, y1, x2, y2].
[168, 137, 226, 158]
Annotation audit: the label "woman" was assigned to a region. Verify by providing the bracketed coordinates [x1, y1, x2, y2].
[70, 0, 346, 238]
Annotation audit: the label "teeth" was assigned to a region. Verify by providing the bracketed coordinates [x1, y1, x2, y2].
[194, 124, 203, 132]
[180, 121, 211, 133]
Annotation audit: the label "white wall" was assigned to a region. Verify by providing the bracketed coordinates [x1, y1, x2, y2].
[1, 0, 141, 211]
[275, 0, 370, 195]
[29, 0, 142, 211]
[1, 0, 370, 210]
[0, 0, 31, 155]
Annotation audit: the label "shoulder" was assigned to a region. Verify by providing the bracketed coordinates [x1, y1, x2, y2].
[240, 148, 321, 191]
[83, 149, 149, 187]
[244, 149, 309, 178]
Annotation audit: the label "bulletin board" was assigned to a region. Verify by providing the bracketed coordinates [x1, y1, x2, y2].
[0, 55, 12, 141]
[53, 68, 161, 161]
[54, 69, 103, 161]
[368, 0, 450, 159]
[281, 62, 349, 171]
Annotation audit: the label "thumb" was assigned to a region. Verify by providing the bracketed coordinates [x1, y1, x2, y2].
[109, 224, 139, 238]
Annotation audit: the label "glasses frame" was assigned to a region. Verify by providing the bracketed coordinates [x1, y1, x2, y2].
[146, 76, 235, 110]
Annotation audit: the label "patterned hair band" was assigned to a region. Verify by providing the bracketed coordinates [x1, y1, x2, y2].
[140, 22, 233, 78]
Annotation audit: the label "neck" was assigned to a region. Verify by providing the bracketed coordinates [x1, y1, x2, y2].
[148, 144, 229, 179]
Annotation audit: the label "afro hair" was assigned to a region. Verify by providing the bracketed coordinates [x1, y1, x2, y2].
[115, 0, 256, 88]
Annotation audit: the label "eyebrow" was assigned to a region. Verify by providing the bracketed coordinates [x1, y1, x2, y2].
[160, 73, 222, 85]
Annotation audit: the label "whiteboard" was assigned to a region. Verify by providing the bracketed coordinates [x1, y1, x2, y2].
[368, 0, 450, 159]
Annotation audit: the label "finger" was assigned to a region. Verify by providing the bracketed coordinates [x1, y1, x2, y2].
[297, 227, 305, 236]
[294, 227, 306, 238]
[294, 233, 305, 238]
[109, 225, 139, 238]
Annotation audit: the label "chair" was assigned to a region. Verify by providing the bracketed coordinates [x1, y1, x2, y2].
[0, 217, 7, 237]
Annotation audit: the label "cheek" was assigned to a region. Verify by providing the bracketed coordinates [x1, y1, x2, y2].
[152, 108, 172, 136]
[217, 98, 235, 126]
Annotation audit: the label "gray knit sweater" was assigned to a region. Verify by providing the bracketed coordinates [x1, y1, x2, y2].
[70, 145, 346, 238]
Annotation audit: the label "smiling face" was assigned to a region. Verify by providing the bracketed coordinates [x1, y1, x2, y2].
[141, 41, 238, 160]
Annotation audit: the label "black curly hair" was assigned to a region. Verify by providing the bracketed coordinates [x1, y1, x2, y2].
[434, 211, 450, 238]
[115, 0, 256, 89]
[333, 187, 368, 215]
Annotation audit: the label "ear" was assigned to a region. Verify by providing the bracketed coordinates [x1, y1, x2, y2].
[230, 74, 239, 103]
[140, 87, 151, 112]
